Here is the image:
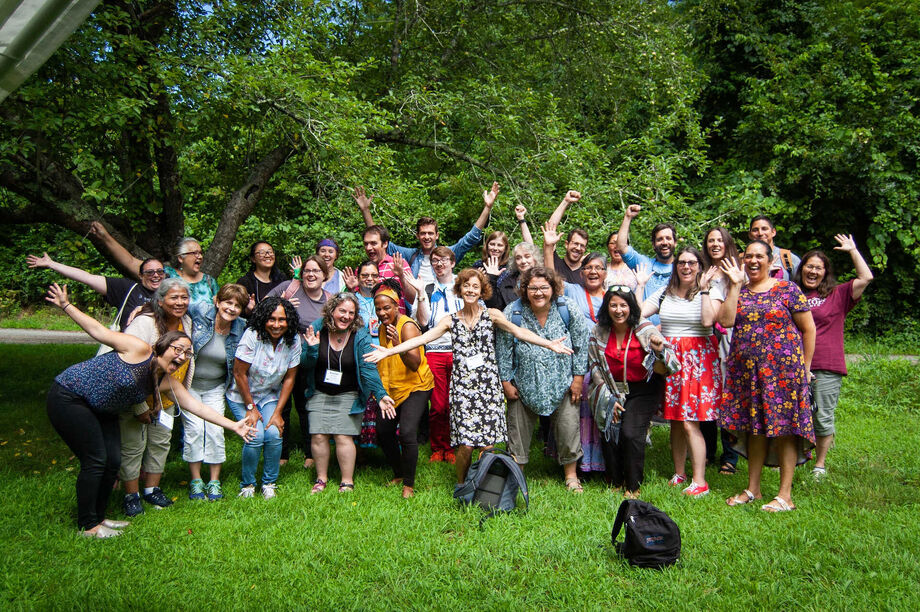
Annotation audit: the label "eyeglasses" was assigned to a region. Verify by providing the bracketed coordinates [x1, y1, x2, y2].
[526, 285, 552, 293]
[254, 250, 274, 257]
[141, 268, 166, 277]
[359, 273, 380, 279]
[302, 268, 323, 277]
[431, 258, 452, 267]
[169, 345, 194, 359]
[676, 260, 699, 268]
[608, 285, 632, 293]
[181, 250, 203, 258]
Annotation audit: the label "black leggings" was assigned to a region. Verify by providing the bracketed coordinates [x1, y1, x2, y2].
[281, 367, 311, 460]
[600, 378, 662, 493]
[377, 390, 432, 488]
[46, 382, 121, 530]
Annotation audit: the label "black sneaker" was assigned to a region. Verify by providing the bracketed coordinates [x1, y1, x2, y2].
[143, 487, 174, 509]
[123, 492, 144, 517]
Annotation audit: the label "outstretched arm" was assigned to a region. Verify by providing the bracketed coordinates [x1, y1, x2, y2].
[833, 234, 873, 300]
[89, 222, 144, 280]
[363, 316, 451, 363]
[351, 186, 376, 227]
[616, 204, 641, 255]
[474, 182, 500, 230]
[547, 190, 580, 227]
[162, 380, 255, 442]
[46, 283, 149, 357]
[488, 308, 573, 355]
[27, 252, 108, 295]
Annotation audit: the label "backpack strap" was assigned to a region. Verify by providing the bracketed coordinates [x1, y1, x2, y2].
[611, 499, 632, 543]
[780, 249, 795, 276]
[111, 283, 138, 330]
[555, 296, 570, 328]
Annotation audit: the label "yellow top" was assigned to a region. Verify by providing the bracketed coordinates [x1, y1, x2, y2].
[378, 315, 434, 405]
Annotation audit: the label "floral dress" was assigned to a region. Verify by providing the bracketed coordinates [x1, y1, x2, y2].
[449, 308, 506, 447]
[720, 281, 815, 464]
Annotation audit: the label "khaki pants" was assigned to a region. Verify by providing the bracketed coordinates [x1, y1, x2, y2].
[118, 406, 175, 480]
[507, 394, 583, 465]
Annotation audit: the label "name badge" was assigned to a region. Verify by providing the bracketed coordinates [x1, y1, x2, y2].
[158, 409, 174, 430]
[368, 318, 379, 336]
[466, 353, 485, 369]
[324, 369, 343, 385]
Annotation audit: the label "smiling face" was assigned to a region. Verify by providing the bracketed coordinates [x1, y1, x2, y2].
[158, 337, 193, 374]
[215, 298, 243, 324]
[251, 243, 275, 272]
[357, 264, 380, 292]
[374, 295, 399, 326]
[317, 245, 338, 268]
[330, 299, 356, 331]
[705, 230, 725, 263]
[653, 228, 675, 262]
[606, 235, 622, 265]
[178, 241, 203, 273]
[416, 224, 439, 254]
[459, 276, 482, 305]
[363, 232, 387, 263]
[743, 242, 771, 282]
[525, 275, 553, 311]
[749, 220, 776, 247]
[801, 255, 826, 290]
[487, 238, 507, 259]
[564, 234, 587, 266]
[265, 305, 289, 341]
[580, 259, 605, 292]
[675, 252, 701, 288]
[514, 246, 536, 273]
[608, 295, 630, 328]
[140, 259, 166, 292]
[301, 259, 325, 291]
[159, 286, 190, 321]
[431, 254, 454, 282]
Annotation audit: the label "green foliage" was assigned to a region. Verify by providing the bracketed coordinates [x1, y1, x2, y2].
[1, 345, 919, 607]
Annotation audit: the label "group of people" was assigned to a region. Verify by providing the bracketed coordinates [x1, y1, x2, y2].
[31, 184, 873, 538]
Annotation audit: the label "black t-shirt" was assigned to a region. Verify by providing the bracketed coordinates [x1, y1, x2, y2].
[105, 277, 155, 331]
[236, 270, 287, 305]
[553, 253, 585, 287]
[314, 331, 359, 395]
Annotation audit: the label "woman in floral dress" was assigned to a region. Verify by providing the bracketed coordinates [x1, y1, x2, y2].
[364, 268, 572, 485]
[719, 242, 816, 512]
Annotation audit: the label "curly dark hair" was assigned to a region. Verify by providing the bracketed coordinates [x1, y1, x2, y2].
[793, 250, 836, 298]
[247, 296, 300, 346]
[517, 266, 562, 307]
[596, 287, 641, 331]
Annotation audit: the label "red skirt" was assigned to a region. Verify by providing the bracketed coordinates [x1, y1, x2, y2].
[663, 335, 721, 422]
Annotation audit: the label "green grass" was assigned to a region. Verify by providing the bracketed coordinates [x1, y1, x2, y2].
[1, 345, 919, 609]
[0, 306, 83, 331]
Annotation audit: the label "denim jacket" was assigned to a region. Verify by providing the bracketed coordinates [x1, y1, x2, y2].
[190, 301, 247, 388]
[300, 319, 388, 414]
[387, 224, 484, 275]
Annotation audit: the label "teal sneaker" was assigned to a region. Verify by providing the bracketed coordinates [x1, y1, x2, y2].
[188, 479, 206, 501]
[206, 480, 223, 501]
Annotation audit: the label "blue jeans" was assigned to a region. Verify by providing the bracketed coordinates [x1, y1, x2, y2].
[228, 398, 282, 487]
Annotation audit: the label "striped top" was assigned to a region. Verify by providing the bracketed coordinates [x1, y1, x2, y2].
[649, 286, 725, 338]
[55, 352, 157, 415]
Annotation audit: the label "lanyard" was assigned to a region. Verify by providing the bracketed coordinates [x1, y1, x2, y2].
[585, 288, 598, 323]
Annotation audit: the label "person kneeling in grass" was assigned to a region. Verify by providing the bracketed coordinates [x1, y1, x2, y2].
[45, 283, 253, 539]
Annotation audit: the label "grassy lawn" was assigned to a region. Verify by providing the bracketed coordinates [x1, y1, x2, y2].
[1, 344, 918, 609]
[0, 306, 83, 331]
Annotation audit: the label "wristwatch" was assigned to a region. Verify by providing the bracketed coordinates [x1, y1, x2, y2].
[246, 403, 257, 412]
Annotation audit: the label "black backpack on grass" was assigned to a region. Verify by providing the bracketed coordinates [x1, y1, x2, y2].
[611, 499, 680, 569]
[453, 450, 529, 521]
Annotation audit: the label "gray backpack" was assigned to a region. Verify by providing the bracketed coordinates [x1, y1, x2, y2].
[453, 450, 529, 522]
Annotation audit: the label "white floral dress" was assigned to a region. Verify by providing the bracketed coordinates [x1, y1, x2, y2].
[449, 309, 506, 447]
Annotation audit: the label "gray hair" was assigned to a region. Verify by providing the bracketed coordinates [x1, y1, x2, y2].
[175, 237, 201, 264]
[508, 242, 544, 274]
[152, 277, 191, 318]
[321, 292, 364, 334]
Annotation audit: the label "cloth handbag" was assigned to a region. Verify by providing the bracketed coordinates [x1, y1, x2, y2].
[95, 283, 138, 356]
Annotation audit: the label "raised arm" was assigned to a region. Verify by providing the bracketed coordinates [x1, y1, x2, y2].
[716, 258, 745, 328]
[403, 274, 431, 327]
[547, 190, 581, 227]
[363, 316, 451, 363]
[391, 252, 418, 302]
[351, 186, 376, 227]
[46, 283, 149, 357]
[474, 182, 500, 230]
[542, 221, 561, 271]
[515, 205, 534, 244]
[488, 308, 573, 355]
[833, 234, 873, 300]
[27, 252, 108, 295]
[698, 266, 722, 327]
[616, 204, 641, 255]
[89, 222, 144, 281]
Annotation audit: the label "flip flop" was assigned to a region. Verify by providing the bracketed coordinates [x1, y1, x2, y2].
[719, 462, 737, 475]
[762, 496, 796, 512]
[726, 489, 760, 506]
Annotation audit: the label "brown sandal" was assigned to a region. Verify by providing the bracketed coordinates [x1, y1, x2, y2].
[565, 477, 584, 494]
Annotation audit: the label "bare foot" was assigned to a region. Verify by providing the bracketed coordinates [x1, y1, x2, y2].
[387, 477, 403, 487]
[402, 486, 414, 499]
[279, 459, 288, 467]
[303, 458, 315, 470]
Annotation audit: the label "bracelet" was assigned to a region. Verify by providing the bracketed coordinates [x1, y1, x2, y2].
[700, 291, 710, 295]
[62, 303, 72, 311]
[293, 271, 301, 280]
[517, 218, 526, 224]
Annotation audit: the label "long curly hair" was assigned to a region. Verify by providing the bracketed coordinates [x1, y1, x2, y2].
[247, 296, 300, 346]
[321, 292, 364, 333]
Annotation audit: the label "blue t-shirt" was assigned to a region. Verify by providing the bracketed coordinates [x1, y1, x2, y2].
[621, 246, 672, 324]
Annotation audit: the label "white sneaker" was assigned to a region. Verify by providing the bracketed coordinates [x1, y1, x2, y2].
[238, 485, 256, 498]
[812, 466, 827, 480]
[261, 483, 277, 499]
